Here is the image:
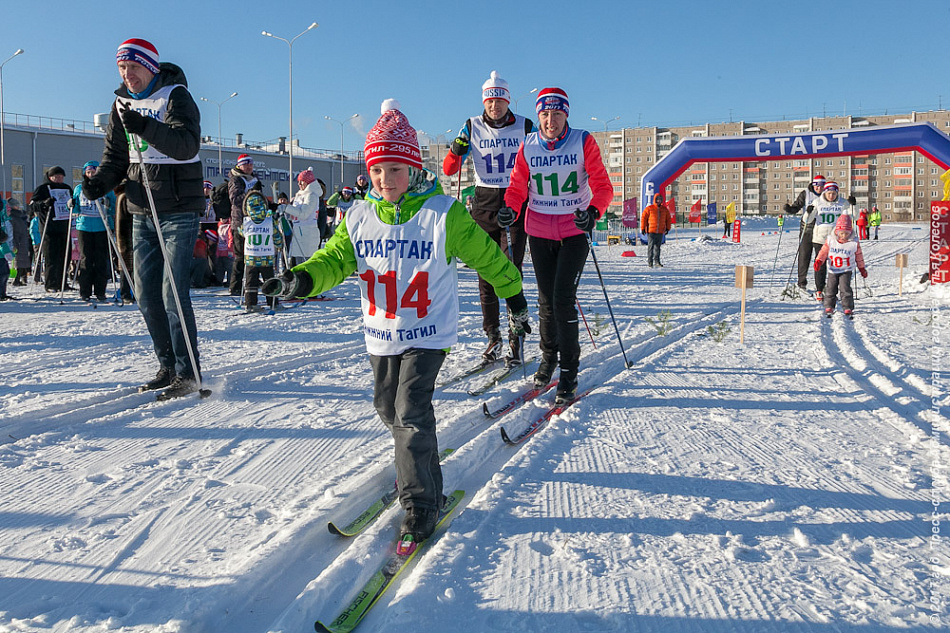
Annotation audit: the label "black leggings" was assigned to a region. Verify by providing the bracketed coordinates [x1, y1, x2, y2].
[528, 233, 589, 376]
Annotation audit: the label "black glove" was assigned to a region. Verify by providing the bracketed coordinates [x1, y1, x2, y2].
[848, 195, 856, 206]
[806, 204, 814, 214]
[119, 102, 147, 135]
[261, 269, 314, 299]
[783, 203, 794, 214]
[449, 137, 470, 156]
[506, 293, 531, 337]
[574, 206, 599, 232]
[0, 228, 7, 241]
[497, 205, 517, 228]
[82, 176, 107, 201]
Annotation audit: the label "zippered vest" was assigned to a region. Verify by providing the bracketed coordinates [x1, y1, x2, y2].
[522, 128, 591, 215]
[116, 85, 201, 165]
[347, 196, 459, 355]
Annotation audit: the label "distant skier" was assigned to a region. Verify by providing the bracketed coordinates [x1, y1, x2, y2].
[784, 174, 826, 291]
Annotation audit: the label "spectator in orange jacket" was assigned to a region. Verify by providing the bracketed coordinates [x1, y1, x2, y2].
[641, 193, 671, 267]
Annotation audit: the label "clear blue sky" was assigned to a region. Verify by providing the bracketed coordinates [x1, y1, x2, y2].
[1, 0, 946, 153]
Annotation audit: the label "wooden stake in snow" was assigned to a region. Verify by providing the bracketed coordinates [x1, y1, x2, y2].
[735, 266, 754, 344]
[895, 253, 908, 297]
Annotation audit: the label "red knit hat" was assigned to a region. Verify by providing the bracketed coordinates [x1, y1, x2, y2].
[835, 213, 853, 231]
[536, 87, 570, 116]
[236, 154, 253, 167]
[116, 38, 160, 75]
[364, 99, 422, 169]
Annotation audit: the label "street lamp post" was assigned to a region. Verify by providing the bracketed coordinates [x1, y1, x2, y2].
[200, 91, 238, 180]
[262, 22, 318, 188]
[591, 115, 620, 132]
[324, 114, 357, 192]
[512, 88, 538, 115]
[1, 48, 25, 198]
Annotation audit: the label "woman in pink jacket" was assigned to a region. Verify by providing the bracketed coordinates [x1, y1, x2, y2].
[499, 87, 614, 404]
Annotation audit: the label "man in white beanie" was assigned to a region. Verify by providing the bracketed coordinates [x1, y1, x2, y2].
[443, 71, 535, 368]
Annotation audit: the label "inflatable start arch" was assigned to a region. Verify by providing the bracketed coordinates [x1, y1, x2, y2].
[639, 122, 950, 211]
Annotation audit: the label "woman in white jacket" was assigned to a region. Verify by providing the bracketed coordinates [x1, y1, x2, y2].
[281, 168, 324, 264]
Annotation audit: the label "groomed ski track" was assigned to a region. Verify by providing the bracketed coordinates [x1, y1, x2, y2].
[0, 221, 944, 632]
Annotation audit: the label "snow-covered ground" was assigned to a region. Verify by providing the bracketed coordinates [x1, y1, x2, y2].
[0, 218, 947, 633]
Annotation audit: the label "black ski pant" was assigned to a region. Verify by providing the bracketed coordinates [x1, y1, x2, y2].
[244, 262, 275, 308]
[77, 230, 111, 299]
[529, 233, 589, 382]
[471, 187, 527, 341]
[823, 270, 854, 312]
[229, 231, 245, 296]
[796, 222, 816, 288]
[370, 348, 447, 511]
[43, 228, 70, 291]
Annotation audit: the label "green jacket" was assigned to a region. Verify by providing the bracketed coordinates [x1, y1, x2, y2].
[868, 209, 882, 226]
[294, 172, 522, 300]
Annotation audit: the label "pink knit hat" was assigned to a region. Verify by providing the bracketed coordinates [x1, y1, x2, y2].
[364, 99, 422, 169]
[297, 168, 316, 185]
[835, 214, 853, 231]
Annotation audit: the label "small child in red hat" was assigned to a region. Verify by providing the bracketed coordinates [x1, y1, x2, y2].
[814, 213, 867, 318]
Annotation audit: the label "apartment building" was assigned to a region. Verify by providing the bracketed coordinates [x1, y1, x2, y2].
[591, 110, 950, 223]
[420, 110, 950, 224]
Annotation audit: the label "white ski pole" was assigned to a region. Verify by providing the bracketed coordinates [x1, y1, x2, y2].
[130, 133, 209, 398]
[94, 197, 135, 303]
[58, 203, 75, 304]
[582, 227, 632, 369]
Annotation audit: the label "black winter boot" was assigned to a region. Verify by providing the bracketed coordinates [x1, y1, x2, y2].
[139, 367, 173, 392]
[534, 356, 558, 389]
[555, 369, 578, 405]
[399, 506, 439, 542]
[156, 375, 198, 401]
[482, 327, 502, 362]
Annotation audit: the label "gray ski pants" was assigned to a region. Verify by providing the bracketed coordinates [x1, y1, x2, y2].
[370, 348, 447, 511]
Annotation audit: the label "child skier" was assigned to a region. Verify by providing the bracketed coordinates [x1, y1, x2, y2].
[241, 191, 283, 312]
[262, 99, 530, 544]
[813, 214, 867, 318]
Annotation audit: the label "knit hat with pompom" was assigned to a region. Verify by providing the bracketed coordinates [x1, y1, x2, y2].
[364, 99, 422, 169]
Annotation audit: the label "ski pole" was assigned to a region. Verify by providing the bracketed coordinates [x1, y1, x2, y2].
[58, 204, 75, 304]
[32, 205, 50, 287]
[781, 215, 812, 299]
[768, 214, 785, 290]
[583, 230, 632, 369]
[95, 197, 135, 303]
[131, 133, 210, 398]
[576, 299, 596, 349]
[504, 224, 526, 380]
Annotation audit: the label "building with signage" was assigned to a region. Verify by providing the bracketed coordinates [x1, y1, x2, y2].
[0, 113, 363, 205]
